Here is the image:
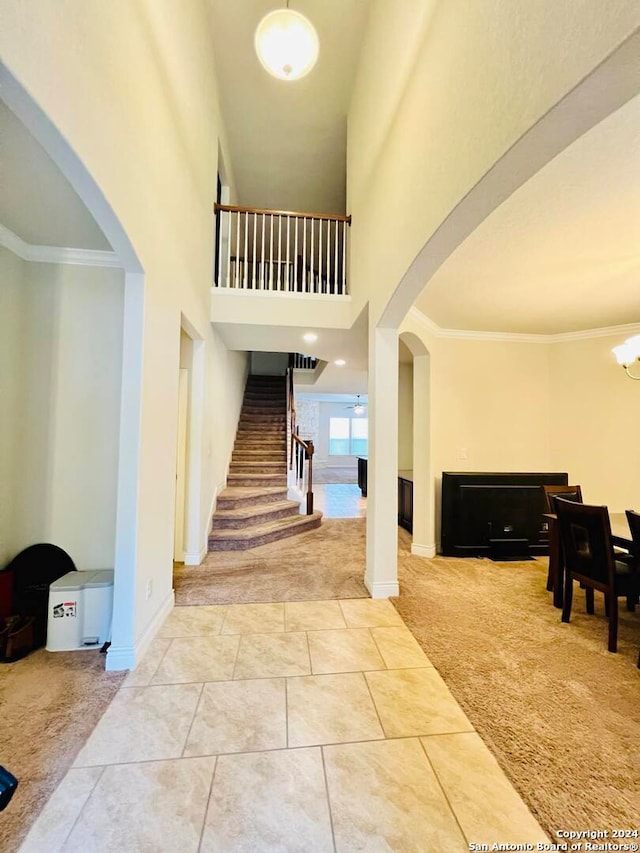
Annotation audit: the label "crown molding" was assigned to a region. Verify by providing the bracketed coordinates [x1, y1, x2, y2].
[0, 223, 122, 268]
[545, 322, 640, 343]
[406, 306, 640, 344]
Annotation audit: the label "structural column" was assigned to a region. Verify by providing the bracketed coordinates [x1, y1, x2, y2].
[365, 324, 399, 597]
[411, 353, 436, 557]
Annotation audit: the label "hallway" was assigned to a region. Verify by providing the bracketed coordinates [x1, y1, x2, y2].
[20, 598, 547, 851]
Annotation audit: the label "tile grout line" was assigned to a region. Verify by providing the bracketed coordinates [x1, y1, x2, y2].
[320, 746, 338, 853]
[416, 736, 471, 847]
[147, 636, 173, 684]
[197, 754, 218, 853]
[360, 669, 389, 739]
[70, 733, 468, 768]
[230, 633, 243, 681]
[304, 630, 313, 675]
[365, 626, 390, 670]
[181, 682, 206, 757]
[56, 764, 108, 851]
[284, 676, 290, 749]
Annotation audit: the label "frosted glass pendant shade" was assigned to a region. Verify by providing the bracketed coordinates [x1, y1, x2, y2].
[254, 9, 319, 81]
[612, 334, 640, 366]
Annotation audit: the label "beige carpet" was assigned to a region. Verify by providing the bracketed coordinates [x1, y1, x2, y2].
[0, 648, 126, 851]
[393, 528, 640, 837]
[174, 518, 368, 605]
[313, 466, 358, 484]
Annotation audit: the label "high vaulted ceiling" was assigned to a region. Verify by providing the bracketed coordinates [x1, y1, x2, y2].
[207, 0, 370, 214]
[416, 92, 640, 335]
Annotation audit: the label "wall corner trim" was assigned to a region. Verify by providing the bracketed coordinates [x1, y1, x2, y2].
[105, 589, 174, 671]
[364, 577, 400, 599]
[184, 547, 207, 566]
[411, 543, 436, 558]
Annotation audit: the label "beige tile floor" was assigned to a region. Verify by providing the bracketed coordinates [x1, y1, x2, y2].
[20, 599, 549, 852]
[313, 484, 366, 519]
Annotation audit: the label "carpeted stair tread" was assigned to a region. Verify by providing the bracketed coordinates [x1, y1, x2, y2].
[231, 448, 287, 465]
[211, 500, 300, 528]
[208, 374, 321, 551]
[216, 486, 289, 509]
[227, 473, 288, 486]
[229, 461, 286, 470]
[208, 511, 323, 550]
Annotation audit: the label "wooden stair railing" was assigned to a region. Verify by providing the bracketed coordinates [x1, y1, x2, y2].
[214, 204, 351, 295]
[287, 357, 314, 515]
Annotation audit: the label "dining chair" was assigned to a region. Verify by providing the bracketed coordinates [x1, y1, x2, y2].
[625, 510, 640, 556]
[542, 484, 583, 513]
[555, 498, 640, 655]
[625, 510, 640, 667]
[541, 485, 583, 601]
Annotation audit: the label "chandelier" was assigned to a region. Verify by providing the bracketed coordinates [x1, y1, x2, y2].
[612, 334, 640, 380]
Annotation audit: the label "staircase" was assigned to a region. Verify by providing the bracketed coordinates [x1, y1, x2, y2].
[208, 375, 323, 551]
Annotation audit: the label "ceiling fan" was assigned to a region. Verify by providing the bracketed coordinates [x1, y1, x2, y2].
[345, 396, 367, 415]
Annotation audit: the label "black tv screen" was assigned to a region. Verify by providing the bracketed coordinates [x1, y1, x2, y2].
[441, 472, 568, 557]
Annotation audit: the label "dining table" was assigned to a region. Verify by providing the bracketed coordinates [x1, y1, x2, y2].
[543, 511, 634, 608]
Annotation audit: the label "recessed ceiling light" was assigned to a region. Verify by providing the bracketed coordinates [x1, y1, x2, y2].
[334, 359, 346, 367]
[303, 333, 317, 343]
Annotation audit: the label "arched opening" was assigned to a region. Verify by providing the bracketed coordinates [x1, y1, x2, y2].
[379, 29, 640, 329]
[0, 62, 145, 669]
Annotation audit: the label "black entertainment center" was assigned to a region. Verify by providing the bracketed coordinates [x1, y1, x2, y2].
[440, 471, 568, 558]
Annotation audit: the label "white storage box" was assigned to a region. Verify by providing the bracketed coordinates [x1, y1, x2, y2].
[46, 570, 114, 651]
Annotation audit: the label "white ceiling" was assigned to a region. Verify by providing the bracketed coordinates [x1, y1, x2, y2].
[0, 100, 111, 250]
[208, 0, 370, 214]
[416, 93, 640, 335]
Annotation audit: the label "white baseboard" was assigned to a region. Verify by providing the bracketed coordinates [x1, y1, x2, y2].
[364, 576, 400, 598]
[184, 546, 207, 565]
[411, 543, 437, 558]
[105, 588, 175, 671]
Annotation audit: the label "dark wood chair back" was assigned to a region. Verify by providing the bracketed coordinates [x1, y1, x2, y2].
[625, 510, 640, 556]
[542, 484, 583, 514]
[555, 499, 614, 590]
[555, 498, 639, 654]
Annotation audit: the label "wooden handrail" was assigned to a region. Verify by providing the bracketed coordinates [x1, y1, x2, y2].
[215, 203, 351, 225]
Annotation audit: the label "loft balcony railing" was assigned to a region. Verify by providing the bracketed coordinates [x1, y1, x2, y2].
[291, 353, 318, 370]
[214, 204, 351, 295]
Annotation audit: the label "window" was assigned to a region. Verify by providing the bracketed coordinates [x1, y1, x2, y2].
[329, 417, 368, 456]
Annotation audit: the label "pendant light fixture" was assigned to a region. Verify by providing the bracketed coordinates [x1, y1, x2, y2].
[254, 3, 319, 81]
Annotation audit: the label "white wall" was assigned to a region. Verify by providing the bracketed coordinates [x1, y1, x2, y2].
[0, 246, 26, 565]
[549, 333, 640, 511]
[398, 363, 413, 470]
[430, 337, 553, 476]
[348, 0, 640, 325]
[0, 1, 248, 666]
[0, 246, 124, 568]
[400, 312, 640, 548]
[295, 399, 319, 446]
[207, 328, 248, 516]
[250, 352, 288, 375]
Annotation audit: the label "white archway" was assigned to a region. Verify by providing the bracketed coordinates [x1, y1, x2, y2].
[379, 29, 640, 329]
[365, 29, 640, 592]
[0, 62, 145, 669]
